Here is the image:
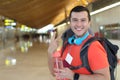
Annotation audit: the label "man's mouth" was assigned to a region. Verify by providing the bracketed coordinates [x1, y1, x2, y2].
[75, 27, 83, 31]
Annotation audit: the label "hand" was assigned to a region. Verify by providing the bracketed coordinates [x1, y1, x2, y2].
[48, 32, 62, 54]
[47, 32, 62, 77]
[54, 68, 74, 80]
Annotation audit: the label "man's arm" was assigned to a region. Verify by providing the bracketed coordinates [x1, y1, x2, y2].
[58, 67, 110, 80]
[47, 32, 62, 76]
[47, 50, 55, 76]
[79, 67, 110, 80]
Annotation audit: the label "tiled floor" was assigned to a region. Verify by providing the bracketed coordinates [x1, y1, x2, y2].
[0, 40, 120, 80]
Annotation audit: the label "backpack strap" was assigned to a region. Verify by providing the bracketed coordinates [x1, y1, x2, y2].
[69, 37, 97, 74]
[80, 37, 98, 74]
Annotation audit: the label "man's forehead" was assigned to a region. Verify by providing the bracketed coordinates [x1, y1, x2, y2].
[71, 11, 88, 18]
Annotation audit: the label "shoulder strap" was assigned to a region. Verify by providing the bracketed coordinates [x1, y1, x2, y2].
[80, 37, 98, 74]
[69, 37, 98, 72]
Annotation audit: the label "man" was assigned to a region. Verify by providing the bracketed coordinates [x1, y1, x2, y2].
[48, 6, 110, 80]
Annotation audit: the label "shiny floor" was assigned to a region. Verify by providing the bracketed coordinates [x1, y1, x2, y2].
[0, 40, 54, 80]
[0, 39, 120, 80]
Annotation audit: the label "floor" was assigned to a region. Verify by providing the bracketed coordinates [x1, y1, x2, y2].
[0, 39, 120, 80]
[0, 40, 54, 80]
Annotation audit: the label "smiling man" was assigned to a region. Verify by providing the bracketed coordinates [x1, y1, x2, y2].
[48, 6, 110, 80]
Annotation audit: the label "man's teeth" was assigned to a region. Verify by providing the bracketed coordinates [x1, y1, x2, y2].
[75, 28, 82, 30]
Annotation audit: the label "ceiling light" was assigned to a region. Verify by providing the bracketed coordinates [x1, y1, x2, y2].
[90, 1, 120, 15]
[37, 24, 54, 33]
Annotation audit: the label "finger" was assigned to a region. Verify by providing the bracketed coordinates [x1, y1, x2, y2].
[55, 33, 62, 41]
[51, 32, 56, 41]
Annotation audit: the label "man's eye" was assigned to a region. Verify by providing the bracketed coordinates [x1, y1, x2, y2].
[81, 19, 87, 21]
[81, 19, 86, 22]
[72, 19, 78, 21]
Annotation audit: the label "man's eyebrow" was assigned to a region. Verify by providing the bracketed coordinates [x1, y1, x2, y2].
[72, 18, 87, 20]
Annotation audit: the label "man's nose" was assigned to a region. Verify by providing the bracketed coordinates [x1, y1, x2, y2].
[76, 21, 82, 26]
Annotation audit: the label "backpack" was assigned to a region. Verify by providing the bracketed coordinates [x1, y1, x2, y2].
[70, 37, 119, 80]
[61, 29, 119, 80]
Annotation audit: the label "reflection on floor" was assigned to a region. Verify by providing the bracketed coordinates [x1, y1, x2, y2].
[0, 40, 54, 80]
[0, 40, 120, 80]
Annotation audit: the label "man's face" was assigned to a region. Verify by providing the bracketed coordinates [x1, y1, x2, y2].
[70, 11, 90, 37]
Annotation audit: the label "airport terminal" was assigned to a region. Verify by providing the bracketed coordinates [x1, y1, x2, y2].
[0, 0, 120, 80]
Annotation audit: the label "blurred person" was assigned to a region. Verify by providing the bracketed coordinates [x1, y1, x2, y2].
[48, 6, 110, 80]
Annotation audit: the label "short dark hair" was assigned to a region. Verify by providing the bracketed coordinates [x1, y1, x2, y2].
[69, 6, 91, 21]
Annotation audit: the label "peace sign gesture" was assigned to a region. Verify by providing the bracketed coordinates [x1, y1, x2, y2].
[48, 32, 62, 54]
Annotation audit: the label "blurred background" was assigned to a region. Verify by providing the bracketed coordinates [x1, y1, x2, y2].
[0, 0, 120, 80]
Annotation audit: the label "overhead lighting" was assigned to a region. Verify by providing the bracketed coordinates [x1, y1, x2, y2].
[37, 24, 54, 33]
[4, 19, 14, 23]
[90, 1, 120, 15]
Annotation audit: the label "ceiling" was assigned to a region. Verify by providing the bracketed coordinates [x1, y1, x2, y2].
[0, 0, 96, 29]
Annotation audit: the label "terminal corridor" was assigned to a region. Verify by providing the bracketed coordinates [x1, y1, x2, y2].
[0, 0, 120, 80]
